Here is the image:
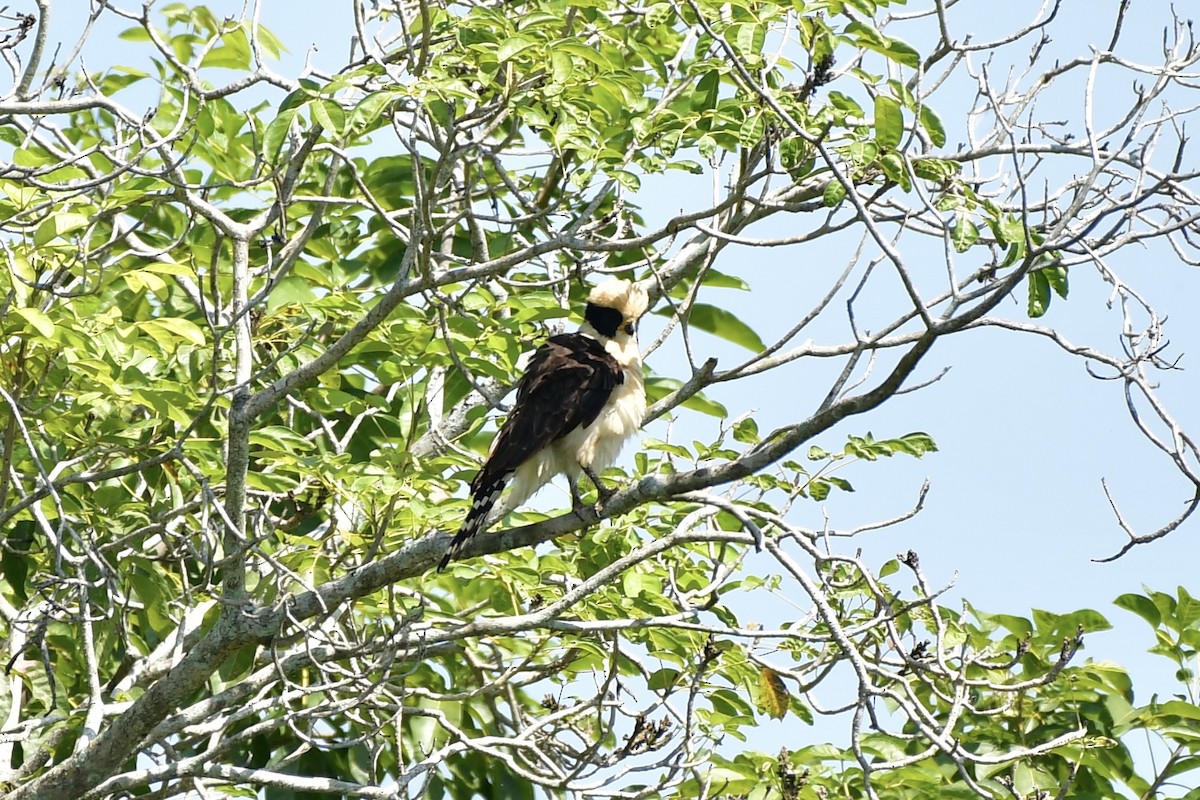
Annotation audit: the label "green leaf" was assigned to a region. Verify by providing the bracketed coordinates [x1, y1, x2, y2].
[844, 140, 879, 165]
[548, 49, 573, 86]
[497, 34, 538, 62]
[138, 318, 208, 349]
[551, 40, 616, 70]
[261, 88, 309, 160]
[130, 389, 194, 426]
[732, 417, 759, 444]
[935, 193, 962, 212]
[995, 214, 1027, 248]
[250, 425, 316, 453]
[645, 3, 673, 28]
[349, 90, 399, 132]
[844, 431, 936, 460]
[951, 216, 978, 253]
[846, 22, 920, 69]
[644, 438, 693, 459]
[1175, 585, 1200, 628]
[312, 99, 347, 136]
[874, 95, 903, 150]
[733, 22, 765, 62]
[648, 668, 680, 690]
[890, 431, 938, 456]
[695, 269, 751, 292]
[682, 391, 728, 418]
[737, 113, 764, 148]
[34, 211, 90, 246]
[247, 471, 299, 492]
[693, 71, 720, 112]
[676, 303, 766, 352]
[1032, 606, 1112, 638]
[779, 136, 813, 174]
[199, 26, 251, 70]
[912, 157, 959, 183]
[13, 307, 55, 338]
[809, 478, 831, 501]
[920, 105, 947, 147]
[880, 153, 911, 191]
[610, 168, 640, 191]
[645, 377, 728, 418]
[141, 260, 196, 279]
[14, 145, 58, 168]
[1043, 263, 1069, 299]
[881, 38, 921, 68]
[622, 571, 661, 599]
[999, 243, 1022, 268]
[262, 106, 299, 161]
[823, 179, 847, 207]
[1027, 271, 1050, 317]
[118, 25, 152, 43]
[827, 476, 854, 493]
[125, 270, 168, 295]
[708, 687, 754, 721]
[701, 766, 757, 793]
[827, 90, 864, 116]
[105, 176, 170, 206]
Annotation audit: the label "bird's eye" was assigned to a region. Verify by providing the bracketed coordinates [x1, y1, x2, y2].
[624, 321, 637, 335]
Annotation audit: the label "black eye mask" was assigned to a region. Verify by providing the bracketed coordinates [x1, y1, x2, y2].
[585, 302, 624, 338]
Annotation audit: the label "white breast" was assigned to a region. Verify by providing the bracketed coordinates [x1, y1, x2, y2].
[561, 365, 645, 473]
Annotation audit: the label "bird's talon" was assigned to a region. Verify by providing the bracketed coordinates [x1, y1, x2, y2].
[582, 465, 618, 510]
[592, 483, 620, 515]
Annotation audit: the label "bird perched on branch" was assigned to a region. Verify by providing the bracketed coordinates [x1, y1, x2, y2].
[438, 278, 649, 572]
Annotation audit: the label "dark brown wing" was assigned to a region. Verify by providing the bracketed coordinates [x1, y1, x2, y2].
[438, 333, 622, 572]
[472, 332, 622, 492]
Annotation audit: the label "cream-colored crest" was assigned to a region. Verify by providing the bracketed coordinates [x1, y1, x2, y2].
[587, 278, 649, 320]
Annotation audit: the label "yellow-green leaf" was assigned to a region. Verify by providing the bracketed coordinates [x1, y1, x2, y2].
[760, 666, 789, 719]
[142, 260, 196, 278]
[13, 307, 55, 338]
[34, 212, 90, 246]
[124, 270, 168, 294]
[497, 34, 537, 62]
[138, 318, 208, 349]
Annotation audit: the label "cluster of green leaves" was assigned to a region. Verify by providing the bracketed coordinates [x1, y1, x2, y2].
[673, 586, 1200, 800]
[800, 430, 938, 500]
[642, 426, 937, 503]
[931, 181, 1069, 317]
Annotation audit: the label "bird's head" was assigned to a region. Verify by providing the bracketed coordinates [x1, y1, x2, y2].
[583, 278, 649, 341]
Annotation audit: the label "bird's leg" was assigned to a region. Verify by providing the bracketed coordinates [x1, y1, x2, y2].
[567, 474, 588, 514]
[582, 465, 616, 507]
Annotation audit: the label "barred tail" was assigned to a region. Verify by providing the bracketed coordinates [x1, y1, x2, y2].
[438, 473, 510, 572]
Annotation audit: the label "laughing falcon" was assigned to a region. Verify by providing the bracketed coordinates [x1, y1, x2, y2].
[438, 278, 649, 572]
